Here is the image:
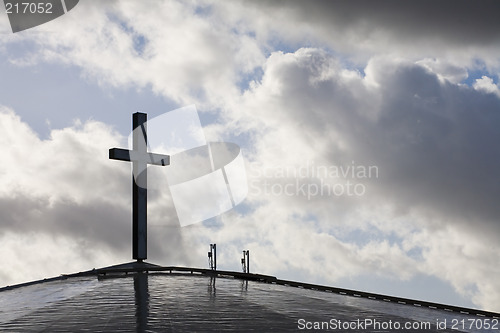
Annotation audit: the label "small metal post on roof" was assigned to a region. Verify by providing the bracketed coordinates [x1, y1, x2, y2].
[208, 244, 217, 270]
[246, 250, 249, 273]
[208, 247, 212, 269]
[241, 250, 249, 273]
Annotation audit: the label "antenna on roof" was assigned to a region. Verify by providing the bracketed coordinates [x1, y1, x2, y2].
[241, 250, 249, 273]
[208, 244, 217, 270]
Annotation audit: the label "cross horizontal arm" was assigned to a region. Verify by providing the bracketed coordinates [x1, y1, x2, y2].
[109, 148, 132, 162]
[145, 152, 170, 166]
[109, 148, 170, 166]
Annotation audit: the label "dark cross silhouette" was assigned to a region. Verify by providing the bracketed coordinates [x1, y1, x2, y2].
[109, 112, 170, 261]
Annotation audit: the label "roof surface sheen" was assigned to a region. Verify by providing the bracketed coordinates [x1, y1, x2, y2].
[1, 269, 497, 332]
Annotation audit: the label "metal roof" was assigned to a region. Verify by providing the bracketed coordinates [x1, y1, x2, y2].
[0, 262, 498, 332]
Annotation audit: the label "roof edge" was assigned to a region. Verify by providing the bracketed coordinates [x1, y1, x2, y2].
[1, 261, 498, 319]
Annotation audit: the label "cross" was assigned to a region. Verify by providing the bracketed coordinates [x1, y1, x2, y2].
[109, 112, 170, 261]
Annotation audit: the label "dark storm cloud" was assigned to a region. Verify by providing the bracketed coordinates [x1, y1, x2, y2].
[364, 64, 500, 230]
[245, 49, 500, 235]
[249, 0, 500, 48]
[0, 195, 130, 252]
[0, 192, 190, 263]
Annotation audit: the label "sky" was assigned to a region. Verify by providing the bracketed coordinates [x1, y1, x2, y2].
[0, 0, 500, 312]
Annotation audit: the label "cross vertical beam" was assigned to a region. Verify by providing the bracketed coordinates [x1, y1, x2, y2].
[133, 113, 147, 260]
[109, 112, 170, 261]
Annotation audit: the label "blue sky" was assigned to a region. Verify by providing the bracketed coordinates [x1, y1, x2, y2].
[1, 1, 500, 312]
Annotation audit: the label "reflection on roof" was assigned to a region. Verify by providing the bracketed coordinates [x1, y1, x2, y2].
[0, 262, 498, 332]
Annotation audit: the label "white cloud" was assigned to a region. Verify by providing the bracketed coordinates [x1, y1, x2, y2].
[416, 58, 468, 84]
[0, 107, 122, 204]
[473, 76, 500, 97]
[1, 1, 266, 110]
